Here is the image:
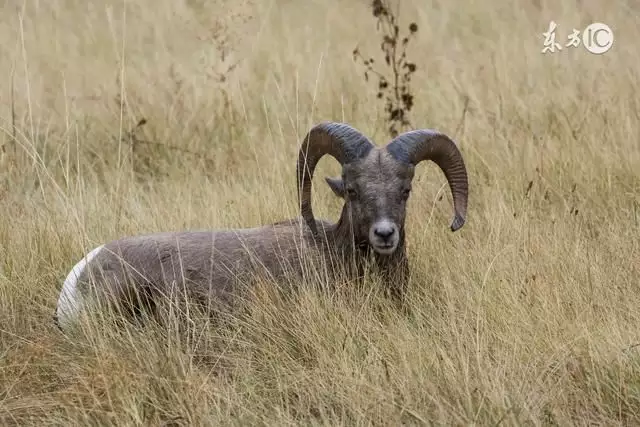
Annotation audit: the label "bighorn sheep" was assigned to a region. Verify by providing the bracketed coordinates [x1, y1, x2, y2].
[55, 121, 469, 332]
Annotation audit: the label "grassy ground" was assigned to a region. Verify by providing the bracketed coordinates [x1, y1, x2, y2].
[1, 0, 639, 425]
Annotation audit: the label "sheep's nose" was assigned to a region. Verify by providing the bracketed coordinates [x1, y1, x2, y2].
[374, 224, 396, 239]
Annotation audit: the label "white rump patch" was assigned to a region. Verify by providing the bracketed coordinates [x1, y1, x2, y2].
[56, 245, 104, 329]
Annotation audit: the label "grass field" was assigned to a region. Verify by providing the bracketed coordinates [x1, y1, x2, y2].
[1, 0, 639, 425]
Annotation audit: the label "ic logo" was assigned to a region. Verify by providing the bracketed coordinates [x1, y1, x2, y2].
[582, 23, 614, 54]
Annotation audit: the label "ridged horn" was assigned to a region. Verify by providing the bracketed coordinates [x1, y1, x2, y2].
[296, 122, 375, 235]
[385, 129, 469, 231]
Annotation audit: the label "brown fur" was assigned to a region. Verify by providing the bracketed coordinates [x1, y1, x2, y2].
[72, 186, 408, 325]
[55, 122, 468, 330]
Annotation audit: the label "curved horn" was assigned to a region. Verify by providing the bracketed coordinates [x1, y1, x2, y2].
[297, 122, 374, 235]
[385, 129, 469, 232]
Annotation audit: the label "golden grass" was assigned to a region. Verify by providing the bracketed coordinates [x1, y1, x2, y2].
[1, 0, 640, 424]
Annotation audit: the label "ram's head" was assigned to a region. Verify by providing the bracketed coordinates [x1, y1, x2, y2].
[297, 122, 469, 255]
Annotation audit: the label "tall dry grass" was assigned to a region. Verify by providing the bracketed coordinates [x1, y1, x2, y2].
[1, 0, 639, 424]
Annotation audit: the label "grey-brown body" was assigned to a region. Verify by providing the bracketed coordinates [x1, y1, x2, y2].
[82, 221, 321, 309]
[79, 219, 343, 309]
[55, 121, 469, 332]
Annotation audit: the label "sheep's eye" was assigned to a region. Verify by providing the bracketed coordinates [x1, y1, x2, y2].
[402, 188, 411, 198]
[347, 188, 358, 199]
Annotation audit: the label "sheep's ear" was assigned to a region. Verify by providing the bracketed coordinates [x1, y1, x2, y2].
[325, 176, 345, 198]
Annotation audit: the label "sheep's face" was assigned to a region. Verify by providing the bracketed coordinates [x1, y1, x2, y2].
[325, 149, 414, 255]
